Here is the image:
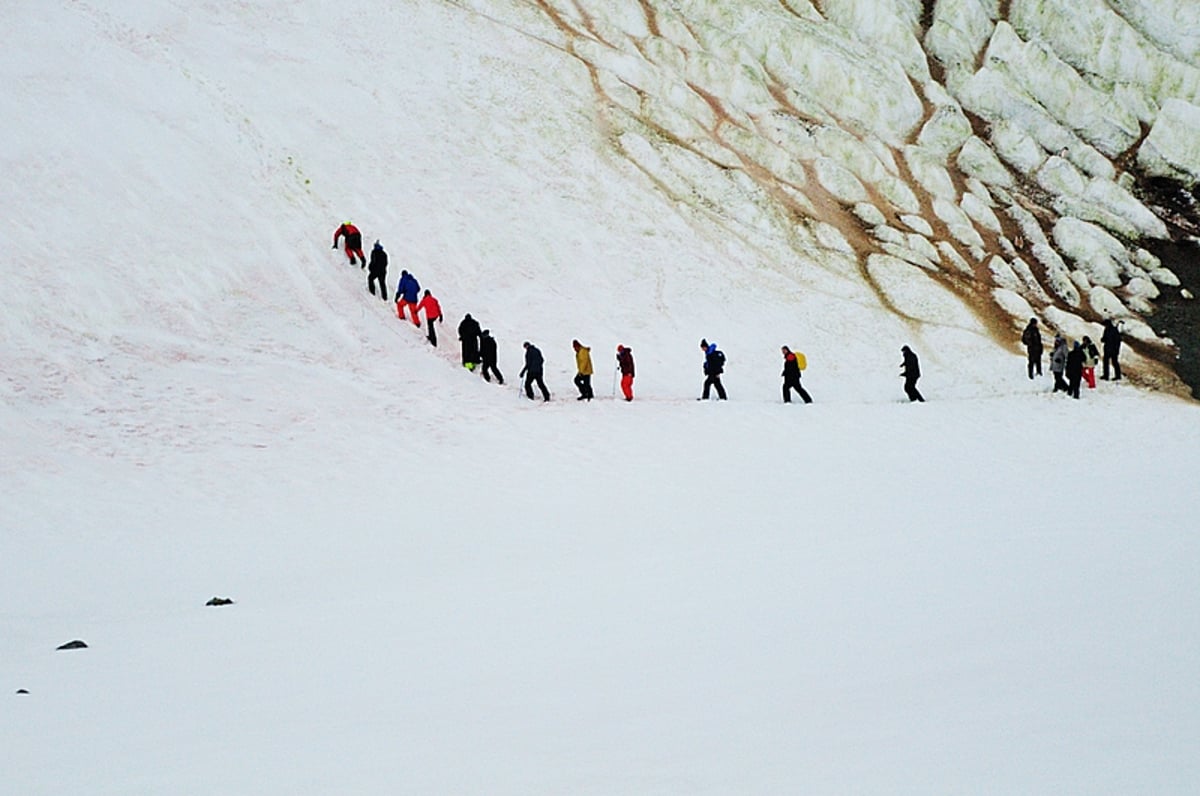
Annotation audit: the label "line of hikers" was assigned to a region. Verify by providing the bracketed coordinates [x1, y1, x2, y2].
[333, 222, 910, 404]
[1021, 317, 1124, 399]
[336, 222, 1126, 404]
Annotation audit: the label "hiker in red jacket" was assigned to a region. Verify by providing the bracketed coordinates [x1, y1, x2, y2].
[332, 221, 366, 267]
[415, 290, 442, 347]
[616, 345, 635, 401]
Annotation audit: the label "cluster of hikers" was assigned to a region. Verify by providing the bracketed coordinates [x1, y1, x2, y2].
[1021, 317, 1124, 399]
[335, 222, 1127, 404]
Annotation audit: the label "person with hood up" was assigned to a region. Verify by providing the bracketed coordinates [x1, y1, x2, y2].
[479, 329, 503, 384]
[900, 345, 924, 402]
[457, 314, 482, 371]
[332, 221, 366, 267]
[699, 338, 727, 400]
[1050, 334, 1069, 393]
[416, 289, 442, 346]
[616, 345, 635, 401]
[1081, 335, 1100, 389]
[1066, 340, 1085, 399]
[572, 340, 594, 401]
[394, 270, 421, 326]
[1021, 317, 1043, 379]
[520, 341, 550, 401]
[780, 346, 812, 404]
[1101, 319, 1122, 381]
[366, 241, 388, 301]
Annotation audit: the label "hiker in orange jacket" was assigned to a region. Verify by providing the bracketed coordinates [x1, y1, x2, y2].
[416, 290, 442, 347]
[332, 221, 366, 267]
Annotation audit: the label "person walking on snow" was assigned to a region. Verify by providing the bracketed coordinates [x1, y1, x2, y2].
[1066, 340, 1084, 399]
[394, 270, 421, 326]
[616, 345, 635, 401]
[457, 314, 482, 371]
[699, 339, 727, 400]
[479, 329, 504, 384]
[780, 346, 812, 404]
[900, 345, 924, 402]
[366, 241, 388, 301]
[520, 341, 550, 401]
[572, 340, 594, 400]
[1050, 334, 1068, 393]
[1101, 319, 1122, 381]
[1021, 318, 1043, 379]
[416, 289, 442, 347]
[333, 221, 366, 267]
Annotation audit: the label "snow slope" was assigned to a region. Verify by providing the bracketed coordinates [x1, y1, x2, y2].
[2, 1, 1199, 792]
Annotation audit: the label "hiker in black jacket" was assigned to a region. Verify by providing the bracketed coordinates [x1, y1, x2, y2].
[366, 241, 388, 301]
[1021, 317, 1043, 379]
[900, 345, 924, 402]
[780, 346, 812, 404]
[479, 329, 504, 384]
[1066, 340, 1085, 399]
[1101, 319, 1122, 381]
[520, 342, 550, 401]
[699, 338, 727, 400]
[458, 314, 482, 371]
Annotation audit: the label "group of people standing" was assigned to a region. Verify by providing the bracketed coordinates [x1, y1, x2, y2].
[1021, 317, 1124, 399]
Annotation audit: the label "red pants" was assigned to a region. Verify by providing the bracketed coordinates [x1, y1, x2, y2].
[1084, 367, 1096, 389]
[396, 299, 420, 325]
[620, 374, 634, 401]
[343, 245, 365, 264]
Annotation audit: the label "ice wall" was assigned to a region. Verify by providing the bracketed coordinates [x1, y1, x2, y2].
[449, 0, 1200, 364]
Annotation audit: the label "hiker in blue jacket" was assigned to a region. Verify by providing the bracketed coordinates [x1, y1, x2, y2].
[395, 270, 421, 326]
[699, 338, 727, 400]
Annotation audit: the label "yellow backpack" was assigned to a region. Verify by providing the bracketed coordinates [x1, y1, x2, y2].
[794, 350, 807, 371]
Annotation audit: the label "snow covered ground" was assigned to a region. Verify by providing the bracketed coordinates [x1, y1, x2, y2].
[2, 1, 1199, 792]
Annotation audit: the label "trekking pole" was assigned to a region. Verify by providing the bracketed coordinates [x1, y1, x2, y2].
[612, 364, 619, 397]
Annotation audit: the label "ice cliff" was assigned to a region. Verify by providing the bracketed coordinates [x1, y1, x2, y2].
[449, 0, 1200, 380]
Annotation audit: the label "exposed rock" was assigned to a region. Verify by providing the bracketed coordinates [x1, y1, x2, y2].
[206, 597, 235, 607]
[56, 640, 87, 650]
[16, 689, 29, 694]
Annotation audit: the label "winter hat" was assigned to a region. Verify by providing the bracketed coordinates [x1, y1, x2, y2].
[700, 338, 708, 349]
[373, 240, 382, 249]
[572, 339, 581, 350]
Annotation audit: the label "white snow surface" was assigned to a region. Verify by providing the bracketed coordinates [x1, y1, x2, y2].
[2, 1, 1199, 793]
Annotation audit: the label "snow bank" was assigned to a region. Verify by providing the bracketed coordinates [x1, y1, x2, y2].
[1137, 98, 1200, 188]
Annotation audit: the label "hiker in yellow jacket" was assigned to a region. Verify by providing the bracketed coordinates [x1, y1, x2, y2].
[572, 339, 594, 401]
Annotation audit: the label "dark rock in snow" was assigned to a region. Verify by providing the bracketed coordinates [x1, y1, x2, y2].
[16, 689, 29, 694]
[206, 597, 235, 606]
[56, 640, 88, 650]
